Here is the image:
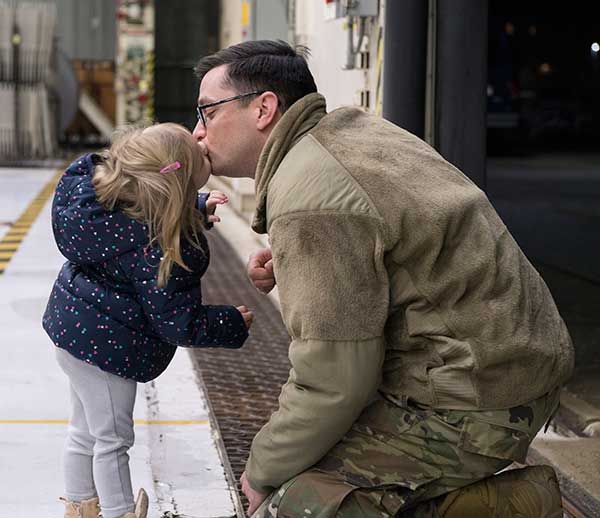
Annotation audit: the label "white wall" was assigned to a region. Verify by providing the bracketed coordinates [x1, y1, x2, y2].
[295, 1, 381, 112]
[217, 1, 382, 112]
[215, 0, 383, 216]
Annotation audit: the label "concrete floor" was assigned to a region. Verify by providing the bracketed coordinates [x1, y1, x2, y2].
[0, 166, 237, 518]
[488, 152, 600, 404]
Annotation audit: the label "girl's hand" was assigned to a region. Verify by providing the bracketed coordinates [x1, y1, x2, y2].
[236, 305, 254, 329]
[206, 190, 228, 223]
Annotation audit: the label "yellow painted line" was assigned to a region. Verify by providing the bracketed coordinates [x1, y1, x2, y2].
[0, 420, 69, 424]
[137, 419, 209, 425]
[0, 419, 209, 425]
[0, 169, 62, 275]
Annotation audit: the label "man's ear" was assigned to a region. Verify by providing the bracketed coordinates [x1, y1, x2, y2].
[256, 92, 280, 130]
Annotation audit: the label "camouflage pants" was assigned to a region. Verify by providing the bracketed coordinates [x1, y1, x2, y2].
[253, 387, 560, 518]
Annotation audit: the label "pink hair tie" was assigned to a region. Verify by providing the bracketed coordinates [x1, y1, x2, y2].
[160, 161, 181, 174]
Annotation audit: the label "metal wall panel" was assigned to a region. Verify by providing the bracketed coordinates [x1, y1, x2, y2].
[253, 0, 289, 42]
[54, 0, 116, 60]
[0, 1, 58, 160]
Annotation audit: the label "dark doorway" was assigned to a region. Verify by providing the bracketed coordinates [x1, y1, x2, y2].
[154, 0, 219, 129]
[487, 1, 600, 154]
[486, 1, 600, 398]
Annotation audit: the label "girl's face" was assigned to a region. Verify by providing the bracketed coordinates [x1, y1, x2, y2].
[190, 134, 211, 189]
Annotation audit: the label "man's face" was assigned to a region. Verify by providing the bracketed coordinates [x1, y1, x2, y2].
[192, 65, 259, 179]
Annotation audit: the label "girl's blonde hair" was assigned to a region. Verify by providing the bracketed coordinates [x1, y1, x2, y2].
[93, 122, 207, 288]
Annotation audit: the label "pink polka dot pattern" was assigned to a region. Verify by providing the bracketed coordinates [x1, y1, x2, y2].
[42, 154, 248, 382]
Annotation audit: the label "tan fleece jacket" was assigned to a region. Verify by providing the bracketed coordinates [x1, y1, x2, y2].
[246, 93, 574, 494]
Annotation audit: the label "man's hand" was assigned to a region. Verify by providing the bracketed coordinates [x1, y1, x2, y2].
[241, 471, 268, 516]
[247, 248, 276, 294]
[205, 190, 228, 223]
[236, 305, 254, 329]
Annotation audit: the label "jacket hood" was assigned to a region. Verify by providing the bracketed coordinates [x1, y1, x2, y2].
[252, 93, 327, 234]
[52, 153, 150, 265]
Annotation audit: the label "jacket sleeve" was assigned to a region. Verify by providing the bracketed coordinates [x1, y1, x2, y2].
[245, 212, 388, 493]
[51, 156, 107, 265]
[196, 192, 214, 229]
[127, 253, 248, 348]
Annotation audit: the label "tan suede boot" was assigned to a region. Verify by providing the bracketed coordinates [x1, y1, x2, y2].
[120, 488, 149, 518]
[60, 496, 100, 518]
[134, 488, 149, 518]
[435, 465, 564, 518]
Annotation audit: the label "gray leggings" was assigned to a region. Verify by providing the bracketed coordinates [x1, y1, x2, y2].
[56, 348, 137, 518]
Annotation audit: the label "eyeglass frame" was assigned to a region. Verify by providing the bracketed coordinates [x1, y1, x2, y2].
[195, 91, 265, 127]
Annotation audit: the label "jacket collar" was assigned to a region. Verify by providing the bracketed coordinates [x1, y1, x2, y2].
[252, 93, 327, 233]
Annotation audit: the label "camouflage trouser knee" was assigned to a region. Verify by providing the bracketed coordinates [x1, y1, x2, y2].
[252, 387, 560, 518]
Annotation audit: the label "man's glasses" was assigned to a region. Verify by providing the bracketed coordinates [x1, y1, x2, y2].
[195, 91, 264, 127]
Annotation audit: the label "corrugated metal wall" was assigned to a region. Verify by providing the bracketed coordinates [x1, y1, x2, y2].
[0, 0, 58, 160]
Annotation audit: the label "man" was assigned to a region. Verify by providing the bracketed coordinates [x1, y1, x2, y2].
[193, 40, 573, 517]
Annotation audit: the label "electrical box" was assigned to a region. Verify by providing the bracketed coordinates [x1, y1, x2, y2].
[346, 0, 379, 17]
[324, 0, 379, 20]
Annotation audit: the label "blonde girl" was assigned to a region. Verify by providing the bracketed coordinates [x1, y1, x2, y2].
[43, 123, 252, 518]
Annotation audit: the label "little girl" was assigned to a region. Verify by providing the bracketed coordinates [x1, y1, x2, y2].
[43, 122, 253, 518]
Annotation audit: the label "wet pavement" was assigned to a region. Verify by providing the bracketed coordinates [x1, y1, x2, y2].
[489, 153, 600, 517]
[488, 153, 600, 409]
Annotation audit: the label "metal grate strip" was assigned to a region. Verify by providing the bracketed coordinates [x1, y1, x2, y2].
[191, 230, 291, 514]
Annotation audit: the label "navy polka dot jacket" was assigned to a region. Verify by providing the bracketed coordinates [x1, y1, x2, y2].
[43, 154, 248, 382]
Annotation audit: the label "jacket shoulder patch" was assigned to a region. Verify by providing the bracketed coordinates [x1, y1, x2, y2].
[267, 135, 379, 224]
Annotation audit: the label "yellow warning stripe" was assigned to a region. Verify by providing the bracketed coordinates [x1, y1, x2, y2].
[0, 419, 209, 425]
[375, 23, 384, 117]
[0, 169, 62, 274]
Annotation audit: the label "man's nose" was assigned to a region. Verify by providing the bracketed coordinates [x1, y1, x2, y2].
[192, 120, 206, 141]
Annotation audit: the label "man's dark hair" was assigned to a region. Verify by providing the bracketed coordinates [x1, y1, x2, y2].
[195, 40, 317, 113]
